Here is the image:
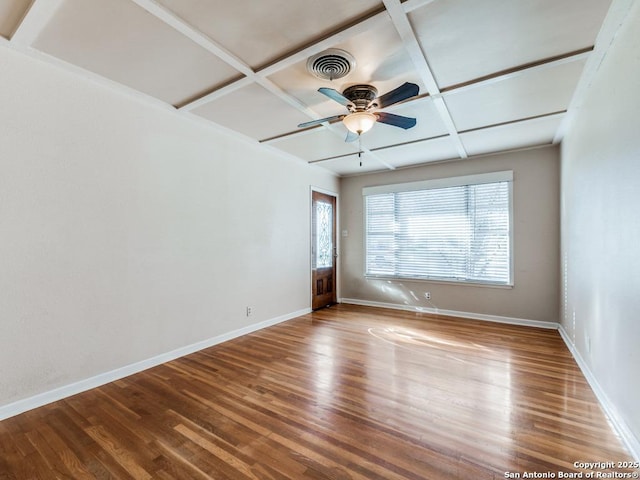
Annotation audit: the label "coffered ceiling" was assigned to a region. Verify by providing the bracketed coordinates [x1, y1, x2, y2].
[0, 0, 621, 176]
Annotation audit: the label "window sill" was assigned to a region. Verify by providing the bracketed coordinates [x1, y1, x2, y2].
[364, 275, 514, 289]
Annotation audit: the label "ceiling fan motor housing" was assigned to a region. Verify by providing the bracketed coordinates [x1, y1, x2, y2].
[342, 84, 378, 111]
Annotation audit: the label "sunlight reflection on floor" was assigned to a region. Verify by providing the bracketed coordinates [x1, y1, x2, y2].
[368, 326, 493, 353]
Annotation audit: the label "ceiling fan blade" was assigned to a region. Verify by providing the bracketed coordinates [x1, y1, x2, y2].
[375, 82, 419, 108]
[345, 130, 359, 143]
[376, 112, 416, 130]
[298, 114, 345, 128]
[318, 87, 352, 107]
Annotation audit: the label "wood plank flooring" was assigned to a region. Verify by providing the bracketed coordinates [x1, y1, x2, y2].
[0, 304, 635, 479]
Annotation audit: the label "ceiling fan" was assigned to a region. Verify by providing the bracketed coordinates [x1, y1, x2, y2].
[298, 82, 419, 142]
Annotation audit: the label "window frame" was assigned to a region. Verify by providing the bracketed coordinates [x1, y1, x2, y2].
[362, 171, 514, 287]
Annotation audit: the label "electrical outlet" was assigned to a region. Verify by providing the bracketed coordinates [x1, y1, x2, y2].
[246, 306, 252, 317]
[425, 292, 431, 300]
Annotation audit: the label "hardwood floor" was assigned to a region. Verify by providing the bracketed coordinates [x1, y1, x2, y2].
[0, 304, 635, 479]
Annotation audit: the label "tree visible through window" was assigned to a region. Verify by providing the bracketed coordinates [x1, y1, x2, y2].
[364, 173, 512, 285]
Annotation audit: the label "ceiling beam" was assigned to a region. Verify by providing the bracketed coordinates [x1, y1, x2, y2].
[131, 0, 327, 123]
[439, 48, 593, 97]
[10, 0, 65, 46]
[381, 0, 468, 159]
[458, 111, 566, 135]
[382, 0, 439, 95]
[179, 78, 254, 112]
[402, 0, 438, 14]
[130, 0, 254, 77]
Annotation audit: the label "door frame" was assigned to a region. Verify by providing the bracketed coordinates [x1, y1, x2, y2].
[310, 186, 339, 309]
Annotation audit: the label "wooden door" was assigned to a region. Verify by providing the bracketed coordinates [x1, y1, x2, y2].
[311, 191, 337, 310]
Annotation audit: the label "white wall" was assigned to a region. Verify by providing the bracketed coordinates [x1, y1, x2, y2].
[560, 0, 640, 457]
[0, 45, 338, 409]
[339, 146, 560, 324]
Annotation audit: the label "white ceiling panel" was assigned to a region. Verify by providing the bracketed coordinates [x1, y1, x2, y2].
[156, 0, 383, 70]
[460, 114, 564, 157]
[444, 59, 586, 132]
[31, 0, 242, 106]
[190, 83, 313, 141]
[267, 128, 358, 162]
[0, 0, 31, 39]
[373, 136, 460, 168]
[410, 0, 612, 88]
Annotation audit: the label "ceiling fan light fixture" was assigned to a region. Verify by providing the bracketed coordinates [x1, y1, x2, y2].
[343, 111, 376, 135]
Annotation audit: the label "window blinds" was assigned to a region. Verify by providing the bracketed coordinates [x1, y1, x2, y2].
[364, 172, 512, 285]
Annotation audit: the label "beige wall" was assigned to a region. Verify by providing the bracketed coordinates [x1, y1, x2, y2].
[339, 146, 560, 323]
[560, 0, 640, 455]
[0, 45, 338, 408]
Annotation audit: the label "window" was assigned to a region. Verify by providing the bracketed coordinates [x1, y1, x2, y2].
[314, 200, 333, 268]
[364, 171, 513, 285]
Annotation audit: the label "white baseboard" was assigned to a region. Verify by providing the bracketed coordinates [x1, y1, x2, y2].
[558, 325, 640, 462]
[339, 297, 559, 329]
[0, 308, 310, 421]
[4, 304, 637, 463]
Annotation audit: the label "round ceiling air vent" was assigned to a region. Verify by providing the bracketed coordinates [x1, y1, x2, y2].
[306, 49, 356, 81]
